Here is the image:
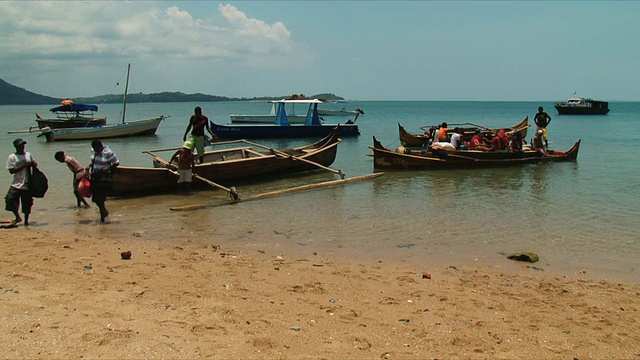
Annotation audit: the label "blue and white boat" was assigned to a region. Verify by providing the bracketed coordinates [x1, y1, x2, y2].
[211, 99, 360, 139]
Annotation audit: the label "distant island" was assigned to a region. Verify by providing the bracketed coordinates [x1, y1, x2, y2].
[0, 79, 346, 105]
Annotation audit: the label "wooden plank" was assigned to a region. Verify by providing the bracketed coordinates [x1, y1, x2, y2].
[170, 172, 384, 211]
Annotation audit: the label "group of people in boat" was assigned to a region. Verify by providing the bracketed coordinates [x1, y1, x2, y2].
[422, 106, 552, 155]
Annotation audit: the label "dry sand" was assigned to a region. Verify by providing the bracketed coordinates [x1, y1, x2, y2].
[1, 226, 639, 359]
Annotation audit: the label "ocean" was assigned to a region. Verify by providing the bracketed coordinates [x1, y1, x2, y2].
[1, 100, 638, 283]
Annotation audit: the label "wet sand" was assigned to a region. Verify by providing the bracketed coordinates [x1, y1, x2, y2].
[1, 225, 639, 359]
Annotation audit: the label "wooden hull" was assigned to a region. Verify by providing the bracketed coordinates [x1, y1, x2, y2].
[371, 136, 580, 170]
[112, 166, 179, 195]
[399, 117, 530, 147]
[36, 117, 107, 129]
[210, 122, 359, 139]
[554, 104, 610, 115]
[43, 116, 167, 142]
[112, 128, 343, 196]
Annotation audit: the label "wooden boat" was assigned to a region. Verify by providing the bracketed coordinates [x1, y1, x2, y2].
[399, 117, 530, 148]
[554, 97, 610, 115]
[370, 136, 580, 170]
[112, 166, 180, 195]
[38, 64, 168, 142]
[111, 127, 343, 196]
[212, 99, 359, 139]
[35, 101, 107, 129]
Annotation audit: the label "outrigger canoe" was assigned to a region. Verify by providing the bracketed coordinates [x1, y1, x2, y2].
[370, 136, 580, 170]
[111, 127, 343, 196]
[399, 117, 530, 148]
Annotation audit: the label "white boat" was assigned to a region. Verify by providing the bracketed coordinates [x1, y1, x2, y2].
[39, 117, 167, 141]
[318, 101, 364, 117]
[230, 100, 317, 124]
[554, 97, 610, 115]
[39, 64, 168, 142]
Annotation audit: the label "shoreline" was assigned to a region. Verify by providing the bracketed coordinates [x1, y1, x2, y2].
[1, 226, 639, 358]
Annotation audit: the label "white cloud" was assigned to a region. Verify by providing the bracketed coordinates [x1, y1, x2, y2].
[0, 1, 306, 94]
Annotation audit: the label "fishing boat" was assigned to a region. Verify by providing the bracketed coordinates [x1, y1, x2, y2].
[39, 64, 168, 142]
[370, 136, 580, 170]
[318, 100, 364, 117]
[35, 100, 107, 129]
[554, 97, 610, 115]
[212, 99, 359, 139]
[111, 126, 343, 196]
[317, 108, 357, 116]
[399, 117, 530, 148]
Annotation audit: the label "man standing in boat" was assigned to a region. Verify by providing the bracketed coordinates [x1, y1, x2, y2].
[534, 106, 551, 149]
[183, 106, 218, 164]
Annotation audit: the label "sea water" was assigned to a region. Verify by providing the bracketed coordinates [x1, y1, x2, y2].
[0, 101, 638, 283]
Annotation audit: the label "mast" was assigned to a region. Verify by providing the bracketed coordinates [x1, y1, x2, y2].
[121, 63, 131, 124]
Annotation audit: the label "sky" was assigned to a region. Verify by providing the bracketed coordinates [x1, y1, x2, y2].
[1, 1, 638, 101]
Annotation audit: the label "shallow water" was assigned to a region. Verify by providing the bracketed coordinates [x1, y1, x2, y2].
[1, 100, 638, 283]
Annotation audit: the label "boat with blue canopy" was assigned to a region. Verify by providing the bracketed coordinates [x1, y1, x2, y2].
[35, 100, 107, 129]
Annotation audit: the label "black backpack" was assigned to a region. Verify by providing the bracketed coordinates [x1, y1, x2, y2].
[30, 166, 49, 198]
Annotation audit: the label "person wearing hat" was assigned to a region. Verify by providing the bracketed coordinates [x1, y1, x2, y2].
[534, 106, 551, 149]
[169, 139, 196, 194]
[532, 129, 548, 155]
[5, 138, 37, 226]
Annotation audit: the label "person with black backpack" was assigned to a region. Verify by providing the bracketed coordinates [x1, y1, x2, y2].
[5, 138, 37, 227]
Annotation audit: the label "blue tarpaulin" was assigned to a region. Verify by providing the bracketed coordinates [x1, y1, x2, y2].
[50, 104, 99, 113]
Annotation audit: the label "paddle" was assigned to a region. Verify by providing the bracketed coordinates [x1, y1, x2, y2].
[143, 150, 240, 200]
[241, 140, 346, 179]
[170, 172, 384, 211]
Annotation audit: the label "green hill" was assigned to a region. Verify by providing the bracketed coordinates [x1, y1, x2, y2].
[0, 78, 346, 105]
[0, 79, 60, 105]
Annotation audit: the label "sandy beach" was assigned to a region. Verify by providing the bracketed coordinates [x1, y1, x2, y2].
[1, 226, 639, 359]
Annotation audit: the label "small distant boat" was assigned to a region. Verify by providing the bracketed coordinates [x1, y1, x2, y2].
[399, 117, 530, 148]
[231, 101, 364, 123]
[370, 136, 580, 170]
[39, 64, 168, 142]
[35, 101, 107, 129]
[111, 127, 343, 196]
[317, 106, 364, 118]
[230, 101, 310, 124]
[212, 99, 359, 139]
[554, 97, 610, 115]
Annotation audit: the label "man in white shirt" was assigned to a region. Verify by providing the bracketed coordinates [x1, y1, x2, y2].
[450, 127, 463, 150]
[5, 138, 37, 226]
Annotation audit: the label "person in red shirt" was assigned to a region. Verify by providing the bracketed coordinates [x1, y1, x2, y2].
[469, 130, 491, 151]
[182, 106, 218, 164]
[490, 129, 509, 152]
